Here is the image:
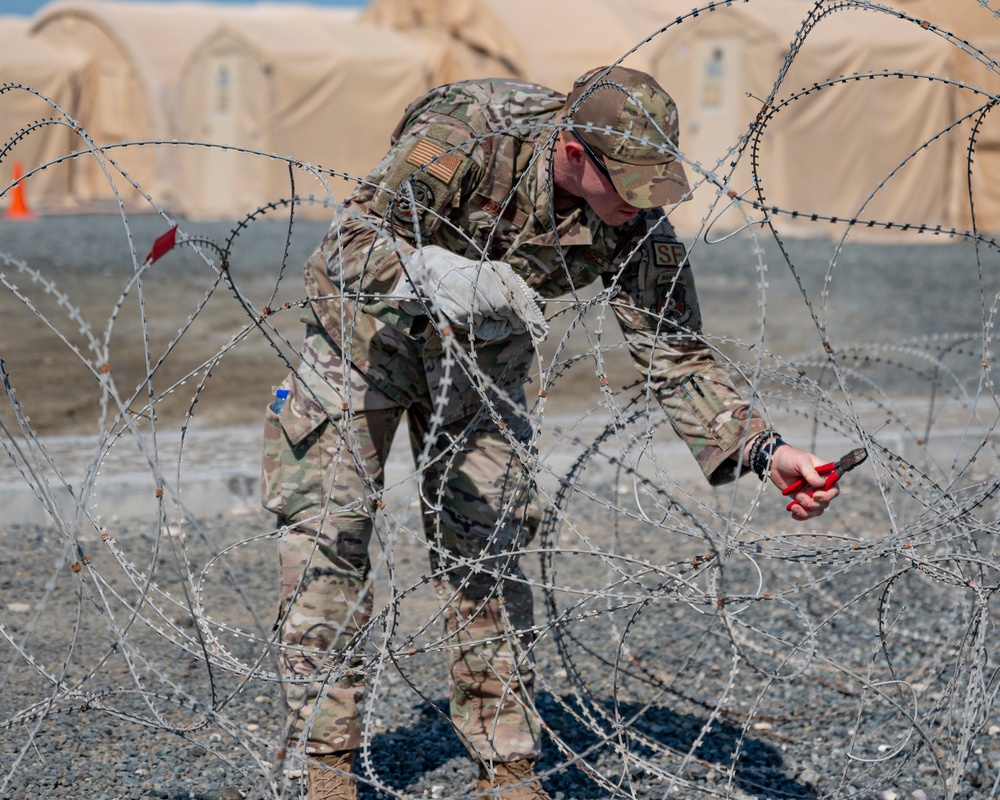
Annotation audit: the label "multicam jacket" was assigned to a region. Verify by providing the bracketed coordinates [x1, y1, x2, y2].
[302, 78, 767, 485]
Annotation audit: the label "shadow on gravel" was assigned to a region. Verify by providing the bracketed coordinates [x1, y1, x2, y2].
[624, 704, 815, 799]
[361, 701, 470, 796]
[536, 694, 817, 799]
[359, 694, 814, 799]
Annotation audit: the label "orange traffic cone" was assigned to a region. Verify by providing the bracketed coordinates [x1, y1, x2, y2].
[5, 161, 37, 221]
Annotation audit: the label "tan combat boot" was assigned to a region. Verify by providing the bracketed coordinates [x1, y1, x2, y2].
[475, 759, 552, 800]
[306, 750, 357, 800]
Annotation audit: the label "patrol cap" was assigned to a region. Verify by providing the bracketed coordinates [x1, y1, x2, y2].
[565, 66, 691, 207]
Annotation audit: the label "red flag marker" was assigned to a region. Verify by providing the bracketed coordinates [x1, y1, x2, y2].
[145, 225, 178, 264]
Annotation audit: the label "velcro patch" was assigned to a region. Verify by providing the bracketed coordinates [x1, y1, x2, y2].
[636, 238, 701, 331]
[652, 239, 688, 267]
[407, 138, 462, 183]
[372, 128, 473, 229]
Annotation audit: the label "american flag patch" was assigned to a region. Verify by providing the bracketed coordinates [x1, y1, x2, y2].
[407, 138, 462, 183]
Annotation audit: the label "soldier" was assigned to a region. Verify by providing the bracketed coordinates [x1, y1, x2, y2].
[261, 66, 839, 800]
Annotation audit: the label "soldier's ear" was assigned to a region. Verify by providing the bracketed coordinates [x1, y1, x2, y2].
[563, 138, 587, 167]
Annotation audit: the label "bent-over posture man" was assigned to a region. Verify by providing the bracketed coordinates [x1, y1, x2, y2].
[261, 66, 839, 800]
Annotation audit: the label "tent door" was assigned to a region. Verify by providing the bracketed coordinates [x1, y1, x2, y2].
[689, 37, 745, 179]
[203, 53, 241, 215]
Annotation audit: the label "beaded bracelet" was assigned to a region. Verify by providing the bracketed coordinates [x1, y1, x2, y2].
[746, 429, 774, 477]
[749, 430, 786, 481]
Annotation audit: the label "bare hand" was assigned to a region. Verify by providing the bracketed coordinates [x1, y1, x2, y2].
[769, 445, 839, 520]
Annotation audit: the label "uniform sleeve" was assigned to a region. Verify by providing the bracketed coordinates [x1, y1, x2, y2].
[304, 97, 490, 341]
[603, 220, 768, 485]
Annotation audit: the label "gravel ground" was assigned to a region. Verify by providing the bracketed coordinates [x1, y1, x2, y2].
[5, 483, 1000, 800]
[4, 215, 1000, 799]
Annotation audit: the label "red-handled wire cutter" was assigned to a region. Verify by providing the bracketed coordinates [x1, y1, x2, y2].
[782, 447, 868, 511]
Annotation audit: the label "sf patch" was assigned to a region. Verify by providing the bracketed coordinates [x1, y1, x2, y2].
[645, 238, 701, 332]
[653, 239, 687, 269]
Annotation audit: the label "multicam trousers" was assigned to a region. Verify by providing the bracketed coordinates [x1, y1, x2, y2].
[261, 341, 541, 762]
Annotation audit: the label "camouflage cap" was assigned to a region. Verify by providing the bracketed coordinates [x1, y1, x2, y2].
[565, 66, 691, 208]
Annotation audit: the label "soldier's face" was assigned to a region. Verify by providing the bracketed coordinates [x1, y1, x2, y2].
[577, 152, 642, 227]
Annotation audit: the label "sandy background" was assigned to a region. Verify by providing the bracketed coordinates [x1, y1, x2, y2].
[1, 213, 995, 440]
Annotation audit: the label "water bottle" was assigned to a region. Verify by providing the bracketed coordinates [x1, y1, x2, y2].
[270, 388, 289, 414]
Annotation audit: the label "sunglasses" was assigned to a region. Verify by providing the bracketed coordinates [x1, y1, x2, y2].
[571, 129, 614, 184]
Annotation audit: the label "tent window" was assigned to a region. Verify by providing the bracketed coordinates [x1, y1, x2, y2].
[214, 63, 231, 115]
[702, 47, 725, 109]
[96, 64, 127, 138]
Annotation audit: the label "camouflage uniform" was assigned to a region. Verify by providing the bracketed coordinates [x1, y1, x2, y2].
[262, 78, 767, 762]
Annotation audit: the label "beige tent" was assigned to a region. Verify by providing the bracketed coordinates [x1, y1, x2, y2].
[172, 7, 432, 219]
[360, 0, 657, 88]
[360, 0, 962, 238]
[30, 0, 235, 209]
[637, 0, 957, 236]
[888, 0, 1000, 233]
[360, 0, 524, 84]
[0, 15, 86, 213]
[781, 4, 956, 236]
[14, 0, 984, 233]
[612, 1, 808, 234]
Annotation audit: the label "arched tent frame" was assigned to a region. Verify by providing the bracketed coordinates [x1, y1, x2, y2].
[0, 15, 87, 212]
[627, 0, 956, 236]
[172, 7, 432, 220]
[30, 0, 235, 209]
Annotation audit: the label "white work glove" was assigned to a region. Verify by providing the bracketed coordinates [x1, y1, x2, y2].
[392, 245, 548, 342]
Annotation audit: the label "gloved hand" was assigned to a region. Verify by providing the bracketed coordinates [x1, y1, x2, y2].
[392, 245, 548, 342]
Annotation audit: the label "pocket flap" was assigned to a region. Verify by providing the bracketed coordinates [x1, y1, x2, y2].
[279, 377, 332, 447]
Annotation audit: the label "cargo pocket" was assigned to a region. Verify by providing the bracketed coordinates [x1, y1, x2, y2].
[261, 375, 339, 520]
[675, 373, 744, 454]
